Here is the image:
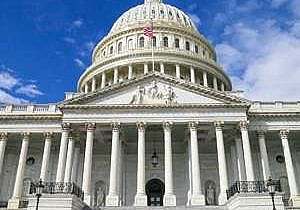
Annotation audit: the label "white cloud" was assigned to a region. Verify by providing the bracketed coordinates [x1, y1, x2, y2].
[216, 20, 300, 101]
[74, 58, 85, 68]
[0, 89, 28, 104]
[63, 37, 76, 44]
[188, 13, 201, 26]
[16, 84, 44, 98]
[72, 19, 83, 28]
[0, 71, 19, 90]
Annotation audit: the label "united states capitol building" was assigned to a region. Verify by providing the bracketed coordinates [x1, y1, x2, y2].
[0, 0, 300, 209]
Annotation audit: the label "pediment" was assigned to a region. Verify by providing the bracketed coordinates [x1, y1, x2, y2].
[61, 73, 249, 107]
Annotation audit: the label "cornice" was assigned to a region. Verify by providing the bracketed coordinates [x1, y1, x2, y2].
[0, 114, 62, 120]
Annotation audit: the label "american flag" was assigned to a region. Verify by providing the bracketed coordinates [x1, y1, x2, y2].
[144, 25, 154, 38]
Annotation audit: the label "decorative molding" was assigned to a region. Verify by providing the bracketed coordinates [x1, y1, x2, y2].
[21, 132, 31, 140]
[61, 123, 71, 131]
[214, 121, 224, 130]
[188, 122, 199, 131]
[111, 122, 121, 132]
[0, 132, 8, 141]
[239, 121, 249, 131]
[136, 122, 146, 131]
[43, 132, 53, 140]
[279, 130, 289, 139]
[86, 123, 96, 131]
[163, 121, 173, 130]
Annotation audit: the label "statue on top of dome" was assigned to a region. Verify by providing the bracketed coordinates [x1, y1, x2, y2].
[144, 0, 163, 4]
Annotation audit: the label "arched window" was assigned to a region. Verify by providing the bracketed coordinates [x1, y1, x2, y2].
[139, 37, 145, 48]
[110, 46, 114, 54]
[175, 38, 180, 48]
[163, 37, 169, 47]
[152, 36, 157, 47]
[195, 45, 199, 53]
[128, 39, 133, 50]
[186, 41, 190, 51]
[118, 42, 123, 53]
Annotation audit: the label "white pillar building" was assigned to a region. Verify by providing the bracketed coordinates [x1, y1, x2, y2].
[0, 133, 8, 179]
[40, 132, 53, 181]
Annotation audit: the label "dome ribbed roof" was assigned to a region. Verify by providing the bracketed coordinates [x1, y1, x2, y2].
[109, 0, 199, 35]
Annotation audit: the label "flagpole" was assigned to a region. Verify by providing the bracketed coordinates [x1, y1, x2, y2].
[151, 18, 155, 72]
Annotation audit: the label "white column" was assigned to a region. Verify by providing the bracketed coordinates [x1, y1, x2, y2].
[106, 122, 121, 206]
[221, 83, 225, 91]
[12, 133, 30, 198]
[176, 64, 181, 79]
[203, 71, 208, 87]
[84, 84, 88, 93]
[213, 77, 218, 91]
[0, 133, 8, 180]
[240, 121, 255, 181]
[134, 122, 147, 206]
[92, 77, 96, 92]
[163, 122, 176, 206]
[187, 133, 193, 206]
[190, 66, 195, 83]
[280, 130, 299, 197]
[82, 123, 96, 206]
[71, 147, 80, 184]
[215, 122, 228, 205]
[144, 63, 149, 74]
[64, 136, 75, 183]
[128, 65, 133, 80]
[101, 72, 106, 88]
[56, 123, 71, 182]
[160, 62, 165, 74]
[235, 137, 247, 181]
[189, 122, 205, 206]
[257, 131, 271, 181]
[114, 68, 119, 84]
[40, 132, 53, 181]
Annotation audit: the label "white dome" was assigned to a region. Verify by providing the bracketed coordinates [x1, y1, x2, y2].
[109, 0, 199, 35]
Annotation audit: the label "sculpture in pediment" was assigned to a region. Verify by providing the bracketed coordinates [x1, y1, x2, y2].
[130, 81, 177, 105]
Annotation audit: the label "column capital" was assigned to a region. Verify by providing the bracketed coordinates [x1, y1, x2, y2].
[239, 121, 249, 130]
[214, 121, 224, 130]
[86, 123, 96, 131]
[280, 129, 289, 139]
[43, 132, 53, 140]
[137, 122, 146, 131]
[0, 132, 8, 141]
[21, 132, 30, 141]
[163, 122, 173, 130]
[188, 122, 199, 130]
[111, 122, 121, 131]
[61, 123, 71, 131]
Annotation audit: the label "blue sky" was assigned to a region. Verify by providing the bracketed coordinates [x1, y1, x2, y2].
[0, 0, 300, 104]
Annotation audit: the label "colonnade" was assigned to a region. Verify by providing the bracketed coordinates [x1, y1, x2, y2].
[0, 121, 299, 208]
[83, 63, 226, 94]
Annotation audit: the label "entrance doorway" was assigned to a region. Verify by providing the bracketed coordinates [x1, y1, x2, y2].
[146, 179, 165, 206]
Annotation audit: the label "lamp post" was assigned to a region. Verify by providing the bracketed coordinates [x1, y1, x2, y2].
[35, 179, 44, 210]
[267, 177, 276, 210]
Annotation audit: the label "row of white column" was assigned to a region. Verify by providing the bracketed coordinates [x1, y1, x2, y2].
[83, 63, 225, 93]
[0, 122, 299, 207]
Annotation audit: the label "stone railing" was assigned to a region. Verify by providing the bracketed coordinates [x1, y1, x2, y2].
[0, 104, 61, 114]
[250, 101, 300, 113]
[226, 180, 282, 199]
[29, 182, 84, 201]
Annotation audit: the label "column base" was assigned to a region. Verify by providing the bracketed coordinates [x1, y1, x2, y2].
[191, 194, 205, 206]
[7, 198, 21, 209]
[290, 195, 300, 207]
[106, 195, 119, 207]
[134, 194, 148, 206]
[163, 194, 176, 206]
[218, 193, 228, 205]
[84, 194, 91, 206]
